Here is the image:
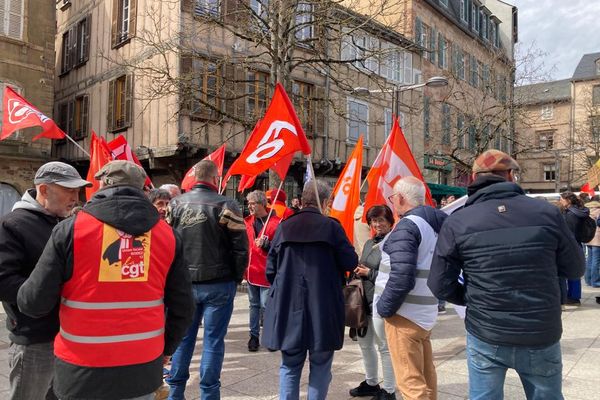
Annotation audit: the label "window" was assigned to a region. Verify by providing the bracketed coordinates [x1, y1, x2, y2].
[112, 0, 136, 47]
[247, 70, 269, 117]
[442, 103, 451, 145]
[538, 131, 554, 149]
[421, 23, 430, 60]
[591, 116, 600, 141]
[456, 113, 465, 148]
[295, 2, 314, 43]
[59, 16, 91, 74]
[593, 85, 600, 106]
[190, 59, 221, 118]
[0, 183, 20, 218]
[482, 64, 490, 93]
[423, 96, 430, 139]
[58, 95, 89, 140]
[543, 164, 556, 181]
[454, 46, 465, 80]
[0, 81, 22, 134]
[497, 75, 507, 102]
[341, 32, 378, 72]
[381, 46, 403, 82]
[195, 0, 220, 16]
[76, 17, 91, 66]
[108, 74, 133, 132]
[472, 3, 479, 32]
[596, 59, 600, 75]
[61, 30, 71, 74]
[384, 108, 393, 138]
[292, 81, 314, 133]
[480, 9, 487, 39]
[415, 17, 423, 47]
[437, 33, 447, 69]
[494, 22, 500, 47]
[403, 52, 413, 84]
[490, 21, 497, 47]
[541, 105, 553, 120]
[468, 117, 476, 150]
[460, 0, 467, 22]
[470, 55, 478, 87]
[0, 0, 23, 40]
[347, 98, 368, 143]
[250, 0, 268, 30]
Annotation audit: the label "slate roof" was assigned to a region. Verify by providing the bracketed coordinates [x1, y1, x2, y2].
[572, 52, 600, 81]
[514, 79, 571, 105]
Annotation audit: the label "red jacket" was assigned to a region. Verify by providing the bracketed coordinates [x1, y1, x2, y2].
[54, 211, 175, 367]
[272, 201, 294, 220]
[244, 212, 281, 287]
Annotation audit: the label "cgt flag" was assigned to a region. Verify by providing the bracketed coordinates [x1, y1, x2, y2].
[226, 83, 311, 181]
[86, 131, 113, 200]
[107, 135, 153, 187]
[1, 86, 66, 141]
[181, 143, 227, 192]
[330, 136, 363, 241]
[363, 118, 433, 221]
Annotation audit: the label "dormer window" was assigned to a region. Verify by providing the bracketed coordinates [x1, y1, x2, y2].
[596, 59, 600, 75]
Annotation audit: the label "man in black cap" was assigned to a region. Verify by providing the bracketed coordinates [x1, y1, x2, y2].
[0, 161, 91, 400]
[428, 149, 584, 400]
[18, 160, 194, 400]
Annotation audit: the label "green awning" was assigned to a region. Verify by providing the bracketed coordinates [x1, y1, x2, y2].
[427, 183, 467, 197]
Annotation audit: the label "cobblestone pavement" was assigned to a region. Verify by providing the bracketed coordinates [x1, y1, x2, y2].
[0, 286, 599, 399]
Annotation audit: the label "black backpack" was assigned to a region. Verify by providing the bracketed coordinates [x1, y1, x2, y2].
[577, 216, 597, 243]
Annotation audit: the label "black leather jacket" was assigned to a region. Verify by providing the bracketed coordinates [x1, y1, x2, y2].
[168, 183, 248, 283]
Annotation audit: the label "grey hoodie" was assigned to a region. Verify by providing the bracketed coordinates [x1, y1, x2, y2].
[12, 189, 54, 217]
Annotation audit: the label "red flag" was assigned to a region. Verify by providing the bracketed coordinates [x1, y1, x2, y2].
[181, 144, 227, 192]
[363, 119, 433, 220]
[226, 83, 311, 181]
[106, 135, 153, 187]
[1, 86, 66, 141]
[86, 131, 113, 200]
[330, 136, 363, 241]
[581, 182, 596, 197]
[238, 175, 257, 192]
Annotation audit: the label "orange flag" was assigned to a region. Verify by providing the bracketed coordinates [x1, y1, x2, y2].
[181, 143, 227, 192]
[227, 83, 311, 181]
[86, 131, 113, 200]
[1, 86, 66, 141]
[330, 136, 363, 241]
[363, 119, 432, 220]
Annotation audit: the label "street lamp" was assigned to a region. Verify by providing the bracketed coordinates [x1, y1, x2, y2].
[351, 76, 448, 116]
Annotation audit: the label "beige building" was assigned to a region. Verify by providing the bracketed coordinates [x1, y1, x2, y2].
[516, 52, 600, 193]
[377, 0, 517, 188]
[53, 0, 430, 199]
[0, 0, 56, 215]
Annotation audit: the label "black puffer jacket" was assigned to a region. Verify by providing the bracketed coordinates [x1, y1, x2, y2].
[0, 189, 61, 344]
[428, 176, 585, 348]
[563, 205, 590, 242]
[168, 183, 248, 283]
[17, 186, 195, 400]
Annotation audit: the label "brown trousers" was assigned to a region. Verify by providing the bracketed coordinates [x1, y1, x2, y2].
[384, 314, 437, 400]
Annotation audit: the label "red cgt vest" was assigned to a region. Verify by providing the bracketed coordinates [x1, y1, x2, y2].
[54, 211, 176, 367]
[244, 213, 281, 287]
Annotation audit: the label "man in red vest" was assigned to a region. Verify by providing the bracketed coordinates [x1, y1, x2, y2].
[18, 160, 194, 400]
[244, 190, 281, 352]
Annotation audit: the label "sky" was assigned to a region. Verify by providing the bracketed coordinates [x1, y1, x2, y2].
[510, 0, 600, 81]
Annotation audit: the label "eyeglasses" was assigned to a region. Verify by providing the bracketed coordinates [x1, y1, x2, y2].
[387, 192, 402, 203]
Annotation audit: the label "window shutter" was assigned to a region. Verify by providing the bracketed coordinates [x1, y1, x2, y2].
[0, 1, 5, 37]
[124, 74, 133, 127]
[111, 0, 118, 47]
[83, 15, 91, 63]
[69, 26, 77, 70]
[67, 100, 75, 136]
[314, 86, 326, 138]
[129, 0, 137, 38]
[429, 28, 436, 64]
[8, 0, 23, 39]
[107, 79, 115, 131]
[81, 96, 89, 138]
[415, 17, 422, 46]
[223, 63, 235, 118]
[235, 65, 245, 119]
[180, 56, 193, 113]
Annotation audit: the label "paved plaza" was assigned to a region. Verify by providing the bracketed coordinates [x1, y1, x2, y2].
[0, 286, 598, 399]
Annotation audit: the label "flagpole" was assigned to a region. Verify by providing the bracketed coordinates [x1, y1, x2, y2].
[259, 179, 284, 238]
[64, 134, 91, 158]
[307, 155, 322, 213]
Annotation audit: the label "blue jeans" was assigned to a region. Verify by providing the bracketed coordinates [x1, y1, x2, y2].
[585, 246, 600, 287]
[167, 281, 236, 400]
[247, 283, 268, 337]
[280, 350, 334, 400]
[567, 279, 581, 300]
[467, 333, 563, 400]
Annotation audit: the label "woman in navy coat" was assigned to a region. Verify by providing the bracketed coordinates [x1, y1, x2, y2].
[262, 180, 358, 400]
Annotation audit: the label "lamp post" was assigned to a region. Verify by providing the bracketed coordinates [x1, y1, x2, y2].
[352, 76, 449, 117]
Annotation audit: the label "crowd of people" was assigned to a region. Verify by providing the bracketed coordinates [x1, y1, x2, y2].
[0, 148, 592, 400]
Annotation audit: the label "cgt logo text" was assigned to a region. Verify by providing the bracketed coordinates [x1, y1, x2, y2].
[246, 120, 297, 164]
[7, 99, 51, 124]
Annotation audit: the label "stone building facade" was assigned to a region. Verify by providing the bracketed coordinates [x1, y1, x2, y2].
[0, 0, 56, 215]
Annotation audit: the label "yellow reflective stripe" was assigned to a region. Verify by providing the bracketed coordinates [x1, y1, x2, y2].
[61, 298, 164, 310]
[60, 327, 164, 344]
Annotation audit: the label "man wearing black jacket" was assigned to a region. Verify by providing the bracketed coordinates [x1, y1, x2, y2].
[166, 160, 248, 400]
[0, 161, 91, 400]
[428, 149, 585, 400]
[17, 161, 194, 400]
